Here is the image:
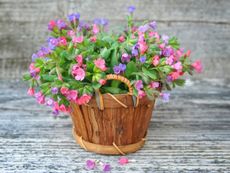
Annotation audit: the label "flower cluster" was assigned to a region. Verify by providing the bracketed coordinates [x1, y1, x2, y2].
[23, 6, 202, 115]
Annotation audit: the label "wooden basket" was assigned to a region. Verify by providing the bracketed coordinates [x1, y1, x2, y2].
[70, 74, 156, 155]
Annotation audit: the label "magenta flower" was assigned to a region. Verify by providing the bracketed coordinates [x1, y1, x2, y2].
[118, 157, 129, 165]
[59, 104, 68, 112]
[138, 90, 146, 98]
[94, 58, 107, 71]
[163, 47, 174, 57]
[139, 41, 148, 54]
[85, 160, 96, 170]
[72, 36, 84, 43]
[121, 53, 131, 63]
[135, 80, 143, 90]
[51, 87, 58, 94]
[160, 93, 170, 102]
[76, 94, 92, 105]
[58, 37, 67, 46]
[150, 81, 160, 88]
[93, 24, 100, 34]
[192, 60, 203, 73]
[60, 87, 69, 95]
[103, 164, 111, 172]
[48, 20, 56, 31]
[67, 90, 78, 101]
[76, 55, 83, 66]
[35, 93, 45, 104]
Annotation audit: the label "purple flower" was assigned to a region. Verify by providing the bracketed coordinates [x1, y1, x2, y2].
[31, 53, 38, 62]
[68, 13, 80, 22]
[46, 98, 54, 106]
[57, 19, 67, 30]
[93, 18, 108, 26]
[121, 53, 131, 63]
[161, 34, 169, 44]
[161, 93, 170, 102]
[135, 80, 143, 90]
[40, 46, 51, 56]
[52, 109, 59, 116]
[149, 21, 157, 30]
[86, 160, 96, 170]
[113, 63, 126, 74]
[128, 6, 136, 13]
[30, 70, 37, 77]
[162, 47, 174, 57]
[51, 87, 58, 94]
[139, 56, 146, 63]
[138, 24, 149, 33]
[166, 75, 173, 82]
[132, 44, 139, 56]
[47, 37, 59, 50]
[103, 164, 111, 172]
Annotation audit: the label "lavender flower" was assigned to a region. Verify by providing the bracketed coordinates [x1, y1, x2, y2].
[47, 37, 59, 50]
[138, 24, 149, 33]
[132, 44, 139, 56]
[162, 47, 174, 57]
[149, 21, 157, 30]
[51, 87, 58, 94]
[56, 19, 67, 30]
[103, 164, 111, 172]
[135, 80, 143, 90]
[31, 53, 38, 62]
[161, 93, 170, 102]
[161, 34, 169, 44]
[121, 53, 131, 63]
[68, 13, 80, 22]
[93, 18, 108, 26]
[113, 63, 126, 74]
[128, 6, 136, 13]
[86, 160, 96, 170]
[139, 56, 146, 63]
[46, 98, 54, 106]
[52, 109, 59, 116]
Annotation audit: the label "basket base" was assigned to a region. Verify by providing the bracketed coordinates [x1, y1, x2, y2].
[72, 128, 146, 155]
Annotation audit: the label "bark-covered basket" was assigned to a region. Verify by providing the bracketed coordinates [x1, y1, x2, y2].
[70, 74, 156, 155]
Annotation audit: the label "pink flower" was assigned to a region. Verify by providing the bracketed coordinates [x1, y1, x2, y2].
[134, 80, 143, 90]
[138, 90, 146, 98]
[90, 36, 97, 42]
[76, 55, 83, 66]
[48, 20, 56, 30]
[159, 43, 165, 49]
[94, 58, 107, 71]
[150, 82, 160, 88]
[93, 24, 99, 34]
[53, 101, 60, 110]
[85, 160, 96, 170]
[60, 87, 69, 95]
[67, 90, 78, 100]
[166, 56, 174, 65]
[152, 55, 160, 66]
[118, 35, 125, 43]
[76, 94, 92, 105]
[27, 88, 35, 96]
[118, 157, 129, 165]
[72, 36, 84, 43]
[73, 67, 86, 81]
[149, 31, 155, 37]
[176, 50, 183, 59]
[59, 104, 68, 112]
[170, 71, 180, 80]
[192, 60, 203, 73]
[67, 30, 75, 37]
[59, 36, 67, 46]
[185, 50, 191, 57]
[99, 79, 106, 85]
[29, 63, 40, 73]
[139, 41, 148, 54]
[172, 62, 183, 71]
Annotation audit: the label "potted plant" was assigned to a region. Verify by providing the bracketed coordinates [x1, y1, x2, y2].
[23, 6, 202, 155]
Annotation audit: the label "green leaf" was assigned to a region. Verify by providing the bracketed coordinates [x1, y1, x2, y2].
[125, 61, 137, 77]
[41, 74, 56, 82]
[92, 82, 101, 90]
[110, 49, 118, 67]
[22, 73, 32, 81]
[159, 65, 173, 74]
[35, 58, 45, 68]
[100, 47, 111, 59]
[173, 79, 186, 86]
[102, 87, 126, 94]
[169, 37, 180, 49]
[142, 67, 158, 80]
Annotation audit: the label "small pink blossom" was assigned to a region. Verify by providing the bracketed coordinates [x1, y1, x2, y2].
[73, 68, 86, 81]
[152, 55, 160, 66]
[138, 90, 146, 98]
[118, 35, 125, 42]
[94, 58, 107, 71]
[29, 63, 40, 73]
[67, 30, 75, 37]
[67, 90, 78, 100]
[118, 157, 129, 165]
[76, 55, 83, 66]
[60, 87, 69, 95]
[90, 36, 97, 42]
[99, 79, 106, 85]
[192, 60, 203, 73]
[35, 92, 45, 104]
[149, 31, 155, 37]
[172, 62, 183, 71]
[185, 50, 191, 57]
[59, 36, 67, 46]
[72, 36, 84, 43]
[76, 94, 92, 105]
[170, 71, 180, 80]
[59, 104, 68, 112]
[139, 41, 148, 54]
[176, 50, 183, 58]
[159, 43, 165, 49]
[150, 81, 160, 88]
[93, 24, 99, 34]
[166, 56, 174, 65]
[85, 160, 96, 170]
[27, 88, 35, 96]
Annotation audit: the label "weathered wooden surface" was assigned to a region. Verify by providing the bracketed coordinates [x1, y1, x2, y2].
[0, 0, 230, 79]
[0, 79, 230, 172]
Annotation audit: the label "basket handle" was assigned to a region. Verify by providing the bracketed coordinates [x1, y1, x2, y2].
[95, 74, 139, 110]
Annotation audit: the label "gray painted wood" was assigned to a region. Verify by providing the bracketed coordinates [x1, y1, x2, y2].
[0, 0, 230, 79]
[0, 79, 230, 172]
